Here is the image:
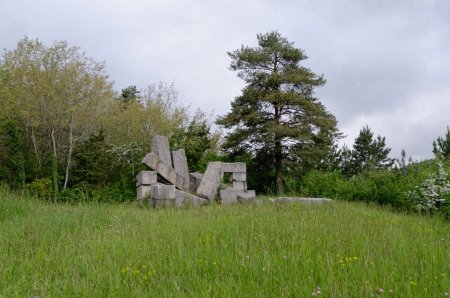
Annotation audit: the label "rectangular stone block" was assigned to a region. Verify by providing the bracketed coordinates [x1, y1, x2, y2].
[237, 190, 256, 203]
[136, 185, 152, 201]
[152, 135, 173, 166]
[220, 162, 246, 173]
[189, 172, 204, 192]
[145, 155, 190, 191]
[196, 162, 223, 200]
[232, 172, 246, 182]
[220, 189, 238, 205]
[150, 184, 176, 200]
[136, 171, 157, 186]
[175, 189, 208, 206]
[141, 152, 158, 170]
[172, 149, 189, 182]
[157, 162, 178, 186]
[232, 181, 247, 191]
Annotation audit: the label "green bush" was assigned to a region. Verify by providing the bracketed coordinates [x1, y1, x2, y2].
[301, 170, 416, 210]
[301, 170, 344, 198]
[27, 178, 53, 198]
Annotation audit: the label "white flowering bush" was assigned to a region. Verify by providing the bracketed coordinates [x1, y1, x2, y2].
[406, 161, 450, 211]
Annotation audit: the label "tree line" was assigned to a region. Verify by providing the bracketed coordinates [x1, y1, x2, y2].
[1, 33, 449, 217]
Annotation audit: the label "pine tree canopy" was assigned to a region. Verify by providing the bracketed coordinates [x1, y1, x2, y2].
[351, 125, 393, 174]
[217, 31, 339, 193]
[433, 126, 450, 159]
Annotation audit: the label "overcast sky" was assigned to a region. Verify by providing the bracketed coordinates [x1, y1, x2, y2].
[1, 0, 449, 160]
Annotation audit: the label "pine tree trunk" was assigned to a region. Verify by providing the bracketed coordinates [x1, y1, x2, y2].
[274, 105, 283, 194]
[275, 140, 283, 195]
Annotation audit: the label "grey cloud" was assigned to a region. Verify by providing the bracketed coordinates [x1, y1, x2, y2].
[1, 0, 449, 159]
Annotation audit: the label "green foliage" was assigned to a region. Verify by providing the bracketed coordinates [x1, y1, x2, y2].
[27, 177, 53, 198]
[0, 38, 191, 194]
[0, 119, 26, 189]
[218, 31, 339, 194]
[301, 170, 344, 199]
[406, 160, 450, 213]
[302, 170, 415, 210]
[71, 130, 116, 187]
[341, 125, 394, 177]
[170, 110, 220, 172]
[120, 85, 140, 103]
[433, 126, 450, 159]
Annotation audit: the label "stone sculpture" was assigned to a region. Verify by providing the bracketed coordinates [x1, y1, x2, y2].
[136, 135, 256, 207]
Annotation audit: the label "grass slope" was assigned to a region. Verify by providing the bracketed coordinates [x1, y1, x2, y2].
[0, 191, 448, 297]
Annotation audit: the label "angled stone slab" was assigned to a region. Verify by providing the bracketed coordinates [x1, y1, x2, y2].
[172, 149, 190, 183]
[136, 171, 157, 186]
[156, 161, 177, 184]
[175, 189, 208, 206]
[158, 161, 190, 191]
[142, 153, 190, 191]
[196, 162, 223, 200]
[220, 162, 246, 173]
[152, 135, 173, 166]
[189, 172, 204, 192]
[142, 152, 158, 170]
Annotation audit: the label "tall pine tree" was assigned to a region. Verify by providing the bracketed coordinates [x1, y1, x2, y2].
[347, 125, 393, 175]
[217, 32, 339, 194]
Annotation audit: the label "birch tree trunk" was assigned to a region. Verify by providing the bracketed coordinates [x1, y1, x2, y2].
[51, 127, 59, 198]
[63, 121, 73, 189]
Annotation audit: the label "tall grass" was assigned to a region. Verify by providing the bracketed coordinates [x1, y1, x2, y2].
[0, 191, 448, 297]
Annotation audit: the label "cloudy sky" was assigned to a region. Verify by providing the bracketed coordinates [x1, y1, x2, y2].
[1, 0, 449, 160]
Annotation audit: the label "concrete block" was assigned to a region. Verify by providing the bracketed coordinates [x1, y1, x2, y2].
[196, 162, 223, 200]
[172, 149, 190, 182]
[232, 172, 246, 182]
[268, 197, 333, 204]
[136, 171, 157, 186]
[175, 189, 208, 206]
[150, 184, 176, 200]
[160, 163, 190, 190]
[152, 135, 173, 166]
[141, 152, 158, 170]
[237, 190, 256, 203]
[220, 189, 238, 205]
[221, 162, 246, 173]
[136, 185, 152, 201]
[232, 181, 247, 191]
[231, 172, 247, 182]
[157, 161, 177, 185]
[189, 172, 204, 192]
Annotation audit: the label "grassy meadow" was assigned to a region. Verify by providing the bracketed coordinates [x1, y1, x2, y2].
[0, 191, 449, 297]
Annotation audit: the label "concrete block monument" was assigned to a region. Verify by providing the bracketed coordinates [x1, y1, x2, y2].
[136, 135, 256, 207]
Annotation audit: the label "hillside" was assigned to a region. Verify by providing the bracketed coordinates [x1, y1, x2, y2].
[0, 191, 448, 297]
